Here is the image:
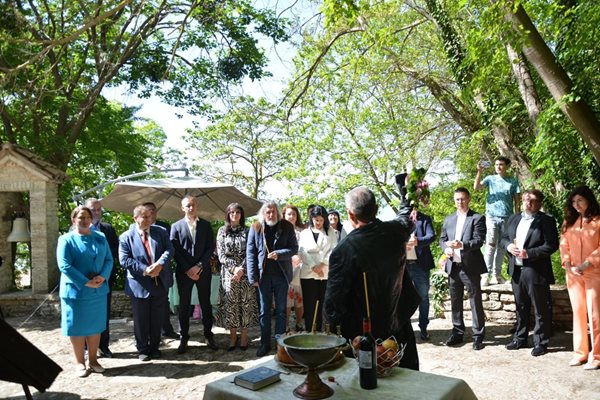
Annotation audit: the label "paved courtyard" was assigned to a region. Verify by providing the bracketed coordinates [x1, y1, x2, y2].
[1, 315, 599, 400]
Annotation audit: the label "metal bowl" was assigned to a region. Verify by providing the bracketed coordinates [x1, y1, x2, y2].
[278, 333, 347, 368]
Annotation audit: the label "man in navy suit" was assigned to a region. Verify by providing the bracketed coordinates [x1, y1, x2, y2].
[405, 207, 436, 340]
[85, 198, 119, 358]
[247, 201, 298, 357]
[440, 187, 487, 350]
[170, 195, 217, 353]
[119, 204, 174, 361]
[143, 201, 179, 340]
[499, 189, 558, 356]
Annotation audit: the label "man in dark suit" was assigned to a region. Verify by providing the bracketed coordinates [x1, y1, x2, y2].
[143, 201, 179, 340]
[119, 204, 174, 361]
[499, 189, 558, 356]
[85, 198, 119, 358]
[247, 201, 298, 357]
[170, 195, 217, 353]
[440, 187, 487, 350]
[405, 207, 436, 340]
[324, 186, 421, 370]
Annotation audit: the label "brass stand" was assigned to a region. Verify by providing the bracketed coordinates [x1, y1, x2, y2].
[292, 366, 333, 400]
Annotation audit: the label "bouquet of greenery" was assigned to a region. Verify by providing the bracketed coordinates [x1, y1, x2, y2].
[405, 168, 430, 208]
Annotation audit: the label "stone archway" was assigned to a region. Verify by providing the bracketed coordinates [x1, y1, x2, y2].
[0, 144, 68, 294]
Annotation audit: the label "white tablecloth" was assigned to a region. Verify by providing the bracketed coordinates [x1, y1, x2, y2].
[203, 358, 478, 400]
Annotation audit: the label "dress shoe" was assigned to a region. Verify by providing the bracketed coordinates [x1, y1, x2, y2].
[505, 339, 527, 350]
[75, 364, 90, 378]
[531, 345, 547, 357]
[583, 361, 600, 370]
[162, 331, 180, 340]
[445, 334, 464, 346]
[150, 349, 162, 359]
[98, 347, 113, 358]
[569, 357, 586, 367]
[177, 339, 188, 354]
[473, 341, 484, 351]
[205, 335, 218, 350]
[256, 345, 271, 357]
[138, 353, 151, 362]
[420, 328, 430, 341]
[88, 362, 105, 373]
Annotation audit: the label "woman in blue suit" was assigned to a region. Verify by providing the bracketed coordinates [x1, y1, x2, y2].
[56, 206, 113, 377]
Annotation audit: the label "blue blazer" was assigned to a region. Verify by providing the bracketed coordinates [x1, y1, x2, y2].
[56, 230, 113, 299]
[439, 209, 487, 276]
[246, 219, 298, 284]
[119, 225, 174, 298]
[411, 212, 436, 270]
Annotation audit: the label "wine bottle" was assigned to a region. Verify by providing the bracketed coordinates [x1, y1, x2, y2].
[358, 317, 377, 389]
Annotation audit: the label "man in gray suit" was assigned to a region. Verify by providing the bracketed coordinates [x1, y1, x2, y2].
[439, 187, 487, 350]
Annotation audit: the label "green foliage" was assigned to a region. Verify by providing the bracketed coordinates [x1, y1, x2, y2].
[430, 270, 448, 318]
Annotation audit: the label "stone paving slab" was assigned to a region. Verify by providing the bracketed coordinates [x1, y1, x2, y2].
[1, 316, 599, 399]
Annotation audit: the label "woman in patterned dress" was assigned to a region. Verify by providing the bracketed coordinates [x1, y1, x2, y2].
[216, 203, 258, 351]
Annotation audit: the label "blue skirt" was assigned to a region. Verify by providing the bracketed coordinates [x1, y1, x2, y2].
[61, 295, 107, 336]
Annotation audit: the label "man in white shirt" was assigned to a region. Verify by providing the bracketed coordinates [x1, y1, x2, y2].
[439, 187, 487, 350]
[499, 189, 558, 357]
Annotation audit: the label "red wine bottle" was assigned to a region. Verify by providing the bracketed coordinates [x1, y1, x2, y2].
[358, 317, 377, 389]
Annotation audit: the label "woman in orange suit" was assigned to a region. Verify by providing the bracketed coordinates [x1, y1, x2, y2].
[560, 185, 600, 370]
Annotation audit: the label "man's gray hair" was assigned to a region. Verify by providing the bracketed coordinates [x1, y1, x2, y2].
[258, 201, 280, 224]
[345, 186, 378, 222]
[84, 197, 100, 207]
[133, 204, 149, 218]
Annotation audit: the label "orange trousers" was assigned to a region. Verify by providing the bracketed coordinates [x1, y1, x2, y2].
[567, 271, 600, 362]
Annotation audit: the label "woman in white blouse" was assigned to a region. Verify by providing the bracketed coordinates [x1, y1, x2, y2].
[298, 205, 338, 332]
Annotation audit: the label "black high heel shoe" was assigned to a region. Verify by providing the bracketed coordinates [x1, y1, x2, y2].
[227, 338, 238, 352]
[239, 337, 249, 351]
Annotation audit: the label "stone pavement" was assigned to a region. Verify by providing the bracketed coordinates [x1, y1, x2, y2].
[1, 315, 599, 400]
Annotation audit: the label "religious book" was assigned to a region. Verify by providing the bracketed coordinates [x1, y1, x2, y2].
[234, 366, 281, 391]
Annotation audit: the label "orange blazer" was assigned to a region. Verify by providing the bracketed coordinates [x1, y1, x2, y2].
[560, 216, 600, 277]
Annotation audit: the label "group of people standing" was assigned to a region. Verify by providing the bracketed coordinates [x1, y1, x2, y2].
[55, 161, 600, 377]
[430, 157, 600, 372]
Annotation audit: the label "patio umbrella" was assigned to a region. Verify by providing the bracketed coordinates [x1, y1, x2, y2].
[100, 176, 263, 221]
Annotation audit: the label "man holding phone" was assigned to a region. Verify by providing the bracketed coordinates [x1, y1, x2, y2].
[474, 156, 520, 286]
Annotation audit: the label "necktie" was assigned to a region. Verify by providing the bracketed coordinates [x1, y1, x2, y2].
[142, 231, 153, 264]
[143, 231, 158, 286]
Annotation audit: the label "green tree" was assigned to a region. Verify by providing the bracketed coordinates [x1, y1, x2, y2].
[189, 96, 291, 199]
[0, 0, 288, 170]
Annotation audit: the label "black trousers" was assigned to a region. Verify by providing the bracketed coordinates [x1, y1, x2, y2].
[176, 271, 213, 339]
[131, 289, 167, 354]
[512, 267, 551, 347]
[99, 281, 114, 351]
[301, 278, 327, 332]
[448, 264, 485, 341]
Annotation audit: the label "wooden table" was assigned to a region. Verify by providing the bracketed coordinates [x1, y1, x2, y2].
[203, 358, 478, 399]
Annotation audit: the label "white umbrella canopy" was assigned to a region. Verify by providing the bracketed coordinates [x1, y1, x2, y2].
[101, 176, 263, 221]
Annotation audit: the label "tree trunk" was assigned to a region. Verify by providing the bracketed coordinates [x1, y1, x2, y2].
[507, 4, 600, 166]
[505, 43, 542, 130]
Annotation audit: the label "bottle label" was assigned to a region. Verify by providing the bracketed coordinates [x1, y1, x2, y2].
[358, 350, 373, 368]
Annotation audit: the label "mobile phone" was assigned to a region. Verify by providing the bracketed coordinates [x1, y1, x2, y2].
[480, 160, 491, 168]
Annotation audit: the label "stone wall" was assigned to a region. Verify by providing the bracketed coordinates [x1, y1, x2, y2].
[1, 285, 574, 330]
[440, 284, 573, 329]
